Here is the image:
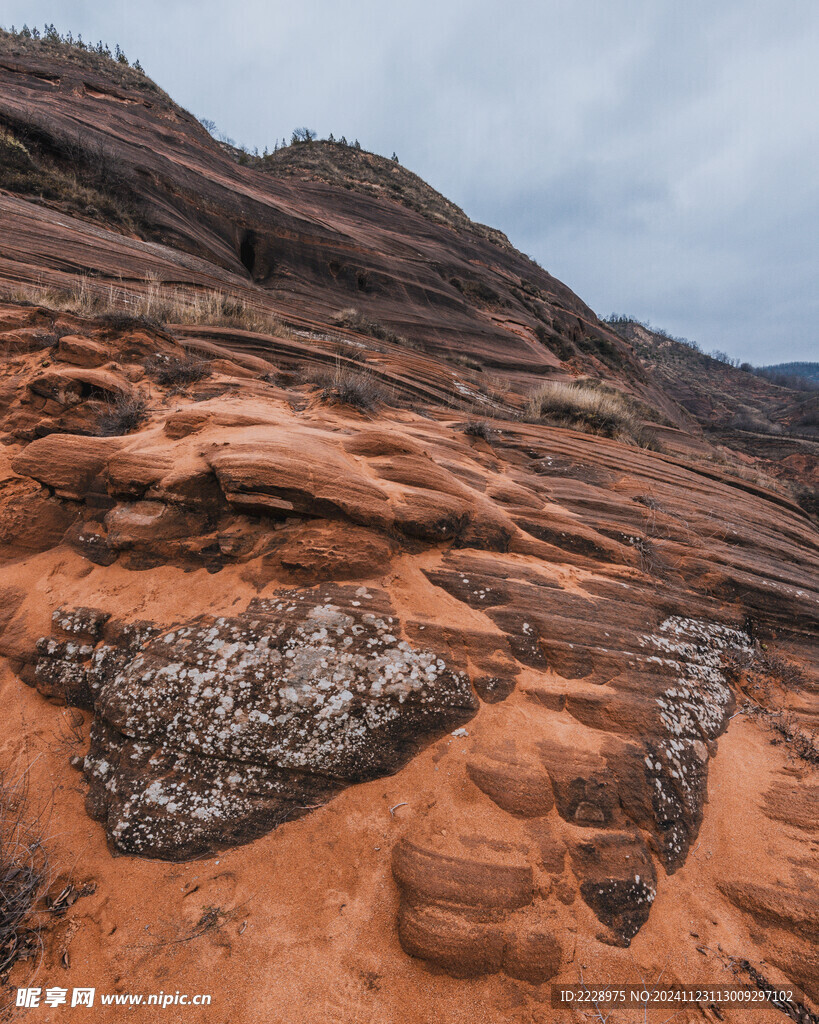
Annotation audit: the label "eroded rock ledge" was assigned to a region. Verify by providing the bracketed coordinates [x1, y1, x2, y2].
[388, 610, 754, 977]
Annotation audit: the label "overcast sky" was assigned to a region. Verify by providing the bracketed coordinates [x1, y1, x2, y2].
[4, 1, 818, 362]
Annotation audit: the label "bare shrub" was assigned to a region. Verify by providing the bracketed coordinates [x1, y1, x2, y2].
[145, 354, 211, 388]
[754, 366, 819, 392]
[463, 420, 493, 440]
[312, 364, 389, 411]
[723, 647, 808, 699]
[290, 127, 317, 144]
[331, 307, 408, 348]
[745, 705, 819, 766]
[535, 322, 575, 361]
[798, 405, 819, 428]
[730, 406, 783, 434]
[526, 381, 657, 448]
[98, 392, 147, 435]
[0, 769, 50, 982]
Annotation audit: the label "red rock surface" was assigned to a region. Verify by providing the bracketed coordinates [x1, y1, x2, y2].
[0, 37, 817, 1024]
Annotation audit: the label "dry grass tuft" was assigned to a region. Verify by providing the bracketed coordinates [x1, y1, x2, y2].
[449, 353, 483, 371]
[330, 338, 368, 362]
[463, 419, 493, 441]
[0, 279, 291, 337]
[526, 381, 658, 448]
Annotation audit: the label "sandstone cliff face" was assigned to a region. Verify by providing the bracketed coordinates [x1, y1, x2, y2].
[0, 40, 670, 395]
[0, 37, 817, 1024]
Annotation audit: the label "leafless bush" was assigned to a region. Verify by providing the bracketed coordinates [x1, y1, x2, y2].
[723, 646, 808, 699]
[708, 947, 819, 1023]
[463, 419, 493, 440]
[730, 406, 783, 434]
[331, 307, 408, 348]
[742, 703, 819, 767]
[98, 392, 147, 435]
[724, 646, 817, 766]
[754, 366, 819, 392]
[145, 353, 212, 388]
[312, 364, 389, 411]
[0, 769, 50, 983]
[798, 405, 819, 428]
[47, 709, 86, 764]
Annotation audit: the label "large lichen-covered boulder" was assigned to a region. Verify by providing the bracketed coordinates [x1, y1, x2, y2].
[38, 586, 476, 859]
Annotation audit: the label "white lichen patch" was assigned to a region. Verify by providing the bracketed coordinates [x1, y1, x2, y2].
[637, 615, 752, 864]
[51, 606, 110, 639]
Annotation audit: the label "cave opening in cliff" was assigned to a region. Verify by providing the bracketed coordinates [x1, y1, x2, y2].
[239, 231, 256, 276]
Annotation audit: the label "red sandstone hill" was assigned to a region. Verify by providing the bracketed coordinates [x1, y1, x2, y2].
[0, 36, 625, 373]
[0, 32, 817, 1024]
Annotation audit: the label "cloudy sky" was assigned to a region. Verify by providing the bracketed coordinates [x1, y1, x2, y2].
[4, 1, 818, 362]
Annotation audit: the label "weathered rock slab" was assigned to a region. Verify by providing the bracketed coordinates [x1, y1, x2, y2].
[35, 587, 477, 858]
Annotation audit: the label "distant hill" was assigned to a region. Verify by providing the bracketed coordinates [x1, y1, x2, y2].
[757, 362, 819, 383]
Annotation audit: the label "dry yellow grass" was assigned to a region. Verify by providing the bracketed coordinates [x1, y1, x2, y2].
[1, 278, 291, 336]
[526, 380, 657, 448]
